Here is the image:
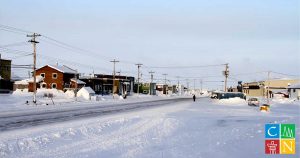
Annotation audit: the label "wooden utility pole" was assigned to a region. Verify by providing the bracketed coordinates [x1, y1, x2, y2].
[193, 79, 196, 91]
[162, 74, 167, 85]
[176, 76, 180, 86]
[27, 33, 41, 104]
[200, 79, 203, 94]
[135, 63, 143, 95]
[267, 71, 271, 104]
[223, 63, 229, 92]
[176, 76, 180, 95]
[75, 69, 78, 101]
[186, 79, 189, 91]
[149, 71, 155, 83]
[148, 71, 155, 95]
[110, 59, 119, 96]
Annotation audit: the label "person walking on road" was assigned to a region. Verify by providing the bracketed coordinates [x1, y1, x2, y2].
[193, 94, 196, 102]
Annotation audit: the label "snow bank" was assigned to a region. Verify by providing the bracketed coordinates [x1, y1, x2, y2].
[12, 89, 30, 96]
[65, 90, 75, 98]
[77, 87, 95, 100]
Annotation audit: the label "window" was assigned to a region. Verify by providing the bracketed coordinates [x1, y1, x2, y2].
[41, 83, 47, 88]
[52, 73, 57, 79]
[51, 83, 57, 89]
[294, 89, 296, 93]
[40, 73, 45, 78]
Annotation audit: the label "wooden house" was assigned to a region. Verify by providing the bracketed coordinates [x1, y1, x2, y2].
[28, 64, 78, 92]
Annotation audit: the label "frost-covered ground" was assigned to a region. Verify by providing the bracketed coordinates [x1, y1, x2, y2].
[0, 95, 299, 158]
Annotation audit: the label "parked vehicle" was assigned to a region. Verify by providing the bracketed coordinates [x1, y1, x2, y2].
[248, 98, 259, 106]
[260, 104, 270, 112]
[210, 92, 246, 100]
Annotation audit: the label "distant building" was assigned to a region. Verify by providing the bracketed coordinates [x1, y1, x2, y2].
[0, 57, 11, 80]
[243, 79, 300, 97]
[28, 64, 78, 92]
[0, 57, 13, 92]
[287, 83, 300, 100]
[80, 74, 134, 96]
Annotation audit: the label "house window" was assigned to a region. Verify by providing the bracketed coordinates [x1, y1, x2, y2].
[41, 83, 47, 88]
[52, 73, 57, 79]
[51, 83, 57, 89]
[40, 73, 45, 78]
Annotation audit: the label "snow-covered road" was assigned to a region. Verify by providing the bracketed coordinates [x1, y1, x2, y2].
[0, 97, 191, 132]
[0, 97, 299, 158]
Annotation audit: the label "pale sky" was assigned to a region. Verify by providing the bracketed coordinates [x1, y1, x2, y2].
[0, 0, 299, 89]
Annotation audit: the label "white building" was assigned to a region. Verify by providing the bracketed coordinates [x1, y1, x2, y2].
[288, 83, 300, 100]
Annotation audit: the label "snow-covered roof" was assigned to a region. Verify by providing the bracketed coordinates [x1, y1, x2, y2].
[288, 82, 300, 89]
[28, 76, 44, 83]
[71, 78, 86, 84]
[78, 87, 95, 94]
[42, 65, 77, 74]
[14, 79, 29, 85]
[15, 76, 44, 84]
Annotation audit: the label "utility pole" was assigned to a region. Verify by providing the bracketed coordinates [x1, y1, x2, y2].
[223, 63, 229, 92]
[162, 74, 167, 85]
[148, 71, 155, 95]
[162, 74, 168, 95]
[27, 33, 41, 104]
[176, 76, 180, 95]
[200, 79, 203, 94]
[135, 63, 143, 95]
[149, 71, 155, 83]
[267, 71, 271, 104]
[186, 79, 189, 91]
[176, 76, 180, 86]
[193, 79, 196, 91]
[110, 59, 119, 96]
[75, 69, 78, 101]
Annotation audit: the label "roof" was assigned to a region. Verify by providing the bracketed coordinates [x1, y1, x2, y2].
[288, 82, 300, 89]
[28, 76, 44, 83]
[71, 78, 86, 84]
[78, 87, 95, 94]
[14, 76, 44, 85]
[39, 65, 77, 74]
[14, 79, 29, 85]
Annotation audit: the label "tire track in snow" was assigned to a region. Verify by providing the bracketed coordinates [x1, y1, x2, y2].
[24, 116, 178, 158]
[0, 98, 189, 132]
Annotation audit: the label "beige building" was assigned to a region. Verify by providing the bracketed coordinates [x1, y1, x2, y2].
[243, 79, 300, 97]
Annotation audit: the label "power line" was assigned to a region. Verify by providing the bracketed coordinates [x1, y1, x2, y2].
[0, 42, 28, 48]
[144, 64, 225, 69]
[270, 71, 299, 77]
[0, 28, 28, 35]
[0, 24, 33, 34]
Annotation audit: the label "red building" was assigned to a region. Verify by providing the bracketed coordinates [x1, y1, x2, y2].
[28, 65, 84, 92]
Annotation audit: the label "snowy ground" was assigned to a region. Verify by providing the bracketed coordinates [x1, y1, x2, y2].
[0, 96, 299, 157]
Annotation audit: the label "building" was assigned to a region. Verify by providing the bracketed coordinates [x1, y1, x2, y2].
[28, 64, 78, 92]
[243, 79, 300, 97]
[0, 57, 13, 92]
[0, 57, 11, 80]
[80, 74, 134, 96]
[287, 83, 300, 100]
